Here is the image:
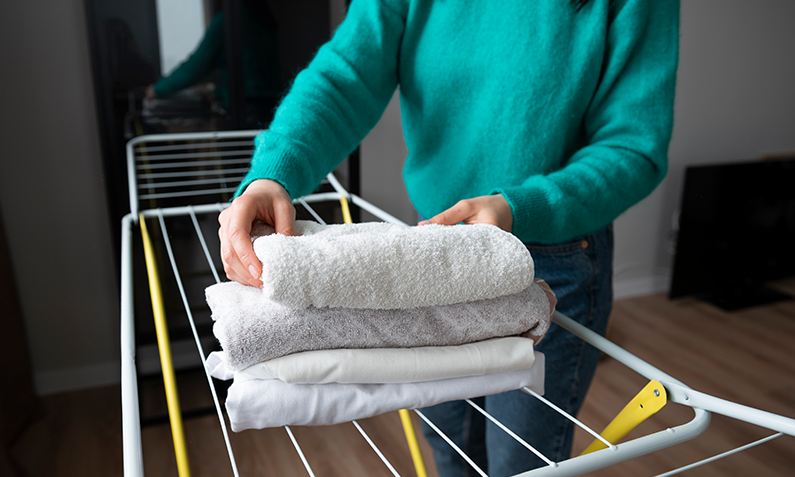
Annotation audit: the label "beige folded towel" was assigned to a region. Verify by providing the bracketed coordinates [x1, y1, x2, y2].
[206, 336, 538, 384]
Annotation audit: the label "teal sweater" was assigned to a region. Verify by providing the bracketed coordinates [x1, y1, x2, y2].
[236, 0, 679, 243]
[154, 10, 281, 108]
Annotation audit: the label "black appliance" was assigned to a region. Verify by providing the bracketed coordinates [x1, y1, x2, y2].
[669, 158, 795, 310]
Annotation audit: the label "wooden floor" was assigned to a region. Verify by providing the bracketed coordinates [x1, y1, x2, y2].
[570, 277, 795, 476]
[10, 278, 795, 476]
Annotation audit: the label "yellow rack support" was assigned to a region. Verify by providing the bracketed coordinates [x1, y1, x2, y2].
[400, 409, 429, 477]
[339, 194, 353, 225]
[338, 195, 428, 477]
[580, 380, 667, 456]
[139, 215, 192, 477]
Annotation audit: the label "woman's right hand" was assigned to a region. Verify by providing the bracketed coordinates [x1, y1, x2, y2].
[218, 179, 295, 287]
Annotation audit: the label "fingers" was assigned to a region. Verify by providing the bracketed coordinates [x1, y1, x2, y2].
[218, 179, 296, 287]
[272, 198, 296, 237]
[418, 195, 513, 233]
[219, 202, 262, 288]
[419, 200, 476, 226]
[227, 203, 262, 287]
[247, 179, 296, 238]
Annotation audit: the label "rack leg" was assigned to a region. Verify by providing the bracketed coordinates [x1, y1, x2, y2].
[339, 195, 353, 224]
[140, 215, 192, 477]
[399, 410, 429, 477]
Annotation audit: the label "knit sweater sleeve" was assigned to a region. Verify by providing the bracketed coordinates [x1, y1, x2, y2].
[494, 0, 680, 243]
[235, 0, 406, 199]
[154, 13, 224, 97]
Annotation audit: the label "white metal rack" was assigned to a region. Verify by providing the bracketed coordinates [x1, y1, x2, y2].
[120, 131, 795, 476]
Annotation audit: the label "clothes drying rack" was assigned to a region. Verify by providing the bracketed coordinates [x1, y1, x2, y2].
[120, 130, 795, 477]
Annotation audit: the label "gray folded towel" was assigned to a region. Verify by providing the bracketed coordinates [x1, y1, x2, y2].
[251, 220, 535, 309]
[207, 280, 553, 371]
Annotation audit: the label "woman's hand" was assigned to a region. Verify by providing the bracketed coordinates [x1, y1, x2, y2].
[419, 194, 513, 233]
[218, 179, 295, 287]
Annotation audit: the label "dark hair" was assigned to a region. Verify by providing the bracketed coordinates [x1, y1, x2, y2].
[571, 0, 593, 11]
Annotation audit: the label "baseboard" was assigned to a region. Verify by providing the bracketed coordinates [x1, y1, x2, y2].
[613, 273, 671, 300]
[135, 338, 215, 376]
[34, 361, 122, 396]
[34, 338, 216, 396]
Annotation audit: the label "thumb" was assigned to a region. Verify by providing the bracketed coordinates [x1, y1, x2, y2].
[272, 200, 296, 236]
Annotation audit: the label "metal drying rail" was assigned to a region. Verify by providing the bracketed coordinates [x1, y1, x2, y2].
[120, 131, 795, 477]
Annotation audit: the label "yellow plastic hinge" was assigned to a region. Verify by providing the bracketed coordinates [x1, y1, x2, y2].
[580, 379, 667, 456]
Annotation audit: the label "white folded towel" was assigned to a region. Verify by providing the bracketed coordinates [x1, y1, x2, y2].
[251, 220, 534, 309]
[224, 359, 545, 430]
[206, 336, 537, 384]
[207, 280, 553, 371]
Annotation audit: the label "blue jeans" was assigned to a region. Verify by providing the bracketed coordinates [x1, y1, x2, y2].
[420, 225, 614, 477]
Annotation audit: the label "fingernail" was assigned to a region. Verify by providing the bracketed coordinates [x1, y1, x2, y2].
[418, 220, 429, 225]
[248, 265, 259, 279]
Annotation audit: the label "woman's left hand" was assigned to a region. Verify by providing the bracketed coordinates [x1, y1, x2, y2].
[419, 194, 513, 233]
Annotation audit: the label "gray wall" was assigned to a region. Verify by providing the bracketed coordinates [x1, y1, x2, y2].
[361, 92, 414, 224]
[2, 0, 794, 394]
[615, 0, 795, 297]
[0, 0, 119, 394]
[361, 0, 795, 298]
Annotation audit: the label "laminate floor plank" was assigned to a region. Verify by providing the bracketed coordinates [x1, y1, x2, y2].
[572, 279, 795, 476]
[9, 279, 795, 476]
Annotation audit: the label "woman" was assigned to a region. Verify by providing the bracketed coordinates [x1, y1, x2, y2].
[146, 1, 281, 127]
[219, 0, 679, 475]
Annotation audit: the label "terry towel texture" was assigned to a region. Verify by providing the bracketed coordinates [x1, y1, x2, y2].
[207, 279, 553, 371]
[208, 220, 551, 429]
[206, 337, 538, 384]
[225, 359, 545, 430]
[250, 220, 535, 309]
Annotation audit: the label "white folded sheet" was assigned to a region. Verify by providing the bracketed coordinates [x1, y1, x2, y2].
[207, 280, 553, 370]
[224, 357, 545, 430]
[250, 220, 534, 309]
[206, 337, 538, 384]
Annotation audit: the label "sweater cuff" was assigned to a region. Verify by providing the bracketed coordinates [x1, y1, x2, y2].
[152, 80, 171, 97]
[492, 182, 556, 243]
[234, 131, 317, 199]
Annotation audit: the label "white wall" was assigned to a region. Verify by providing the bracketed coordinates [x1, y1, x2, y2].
[0, 0, 119, 394]
[329, 0, 347, 34]
[360, 0, 795, 299]
[155, 0, 206, 76]
[614, 0, 795, 298]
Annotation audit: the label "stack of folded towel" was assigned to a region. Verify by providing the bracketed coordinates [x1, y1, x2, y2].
[206, 220, 555, 431]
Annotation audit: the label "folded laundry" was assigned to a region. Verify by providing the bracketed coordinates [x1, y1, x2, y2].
[207, 280, 553, 371]
[223, 360, 545, 430]
[250, 220, 534, 309]
[206, 336, 538, 384]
